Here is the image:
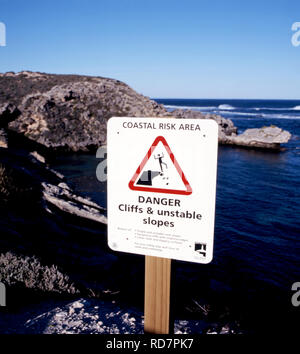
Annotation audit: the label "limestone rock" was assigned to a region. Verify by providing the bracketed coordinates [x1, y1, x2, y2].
[0, 129, 8, 148]
[1, 71, 236, 151]
[0, 145, 111, 298]
[0, 103, 21, 128]
[0, 146, 106, 224]
[42, 182, 107, 225]
[1, 72, 169, 151]
[0, 71, 291, 151]
[224, 126, 291, 149]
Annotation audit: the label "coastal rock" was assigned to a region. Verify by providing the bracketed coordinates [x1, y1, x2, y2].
[42, 182, 107, 225]
[0, 296, 242, 334]
[0, 71, 236, 151]
[29, 151, 45, 163]
[0, 71, 291, 150]
[0, 103, 21, 128]
[0, 156, 40, 203]
[23, 299, 144, 334]
[224, 126, 291, 149]
[1, 72, 169, 151]
[0, 145, 107, 223]
[0, 129, 7, 148]
[0, 144, 114, 297]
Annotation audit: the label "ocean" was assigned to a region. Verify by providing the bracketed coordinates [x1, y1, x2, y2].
[50, 99, 300, 332]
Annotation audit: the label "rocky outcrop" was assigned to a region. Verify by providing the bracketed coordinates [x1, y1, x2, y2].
[0, 115, 142, 300]
[221, 126, 291, 149]
[0, 71, 291, 151]
[7, 81, 168, 151]
[0, 103, 21, 127]
[0, 72, 169, 151]
[0, 129, 7, 148]
[0, 71, 237, 151]
[0, 296, 242, 334]
[0, 143, 115, 297]
[42, 182, 107, 225]
[0, 146, 107, 223]
[0, 103, 21, 148]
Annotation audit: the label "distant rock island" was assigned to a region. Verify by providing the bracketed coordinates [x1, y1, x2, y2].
[0, 71, 291, 151]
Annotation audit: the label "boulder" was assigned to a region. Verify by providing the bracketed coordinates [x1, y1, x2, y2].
[224, 126, 291, 149]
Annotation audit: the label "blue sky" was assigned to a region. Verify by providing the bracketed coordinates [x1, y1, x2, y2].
[0, 0, 300, 98]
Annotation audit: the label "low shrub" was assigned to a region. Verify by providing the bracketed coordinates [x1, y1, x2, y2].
[0, 252, 78, 294]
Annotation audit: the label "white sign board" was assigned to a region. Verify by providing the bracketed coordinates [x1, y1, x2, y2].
[107, 117, 218, 264]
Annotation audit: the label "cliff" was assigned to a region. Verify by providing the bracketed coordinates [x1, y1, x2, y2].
[0, 71, 291, 151]
[0, 71, 237, 152]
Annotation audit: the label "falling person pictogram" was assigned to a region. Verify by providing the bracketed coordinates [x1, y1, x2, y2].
[154, 153, 168, 173]
[129, 136, 192, 195]
[154, 153, 169, 185]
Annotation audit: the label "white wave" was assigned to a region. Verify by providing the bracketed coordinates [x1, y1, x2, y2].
[218, 104, 235, 110]
[250, 106, 300, 111]
[219, 110, 300, 119]
[163, 103, 300, 119]
[219, 111, 258, 117]
[266, 114, 300, 119]
[254, 107, 298, 111]
[252, 107, 285, 111]
[164, 105, 216, 110]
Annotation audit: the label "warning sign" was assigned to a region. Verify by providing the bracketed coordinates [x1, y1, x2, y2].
[107, 117, 218, 264]
[129, 136, 192, 195]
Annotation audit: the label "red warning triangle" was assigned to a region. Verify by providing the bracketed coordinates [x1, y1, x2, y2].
[128, 136, 192, 195]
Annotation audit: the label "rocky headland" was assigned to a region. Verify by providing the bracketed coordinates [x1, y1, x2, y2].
[0, 71, 291, 151]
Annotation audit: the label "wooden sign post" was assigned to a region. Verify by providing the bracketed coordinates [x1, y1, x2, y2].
[144, 256, 171, 334]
